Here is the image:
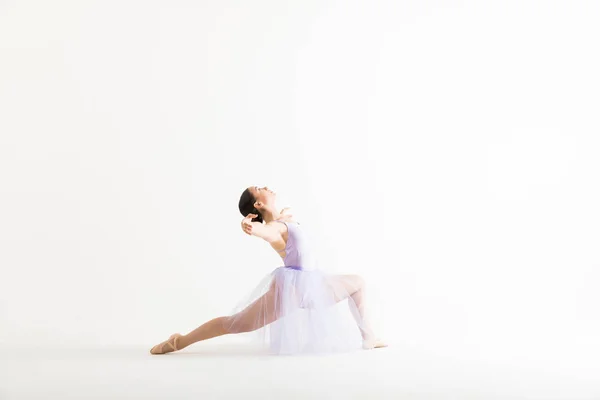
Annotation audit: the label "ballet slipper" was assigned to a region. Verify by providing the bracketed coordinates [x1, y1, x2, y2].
[150, 333, 182, 355]
[362, 338, 388, 350]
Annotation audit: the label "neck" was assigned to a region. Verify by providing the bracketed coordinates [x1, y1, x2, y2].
[260, 208, 282, 224]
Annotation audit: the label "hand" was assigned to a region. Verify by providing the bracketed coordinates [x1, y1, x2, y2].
[241, 213, 258, 235]
[280, 207, 292, 216]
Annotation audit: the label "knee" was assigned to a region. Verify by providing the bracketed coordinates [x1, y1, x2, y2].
[353, 274, 366, 290]
[217, 315, 232, 334]
[222, 315, 238, 334]
[222, 314, 252, 334]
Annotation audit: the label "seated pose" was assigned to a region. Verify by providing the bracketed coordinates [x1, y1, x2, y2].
[150, 186, 387, 355]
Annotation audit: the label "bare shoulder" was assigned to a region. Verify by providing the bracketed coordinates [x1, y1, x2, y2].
[269, 218, 298, 230]
[262, 221, 286, 251]
[266, 220, 288, 232]
[272, 215, 298, 226]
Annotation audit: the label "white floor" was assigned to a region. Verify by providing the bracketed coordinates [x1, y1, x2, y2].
[1, 340, 599, 400]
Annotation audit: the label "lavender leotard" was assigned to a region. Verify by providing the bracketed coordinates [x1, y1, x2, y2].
[227, 219, 366, 354]
[275, 220, 309, 271]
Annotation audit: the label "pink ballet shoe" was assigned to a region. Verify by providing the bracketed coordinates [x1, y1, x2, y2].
[362, 338, 388, 350]
[150, 333, 182, 355]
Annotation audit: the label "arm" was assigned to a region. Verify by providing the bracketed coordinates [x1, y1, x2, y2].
[241, 213, 283, 244]
[247, 222, 282, 243]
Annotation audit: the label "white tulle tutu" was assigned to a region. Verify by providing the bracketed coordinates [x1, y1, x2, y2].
[224, 266, 367, 355]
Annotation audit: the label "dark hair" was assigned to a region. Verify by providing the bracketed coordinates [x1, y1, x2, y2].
[239, 187, 263, 223]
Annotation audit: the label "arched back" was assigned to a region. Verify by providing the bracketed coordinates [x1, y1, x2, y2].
[275, 220, 314, 269]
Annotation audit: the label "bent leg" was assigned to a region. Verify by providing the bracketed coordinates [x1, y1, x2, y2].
[327, 274, 375, 340]
[327, 274, 387, 349]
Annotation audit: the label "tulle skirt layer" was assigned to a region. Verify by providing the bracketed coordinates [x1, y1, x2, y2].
[223, 266, 367, 355]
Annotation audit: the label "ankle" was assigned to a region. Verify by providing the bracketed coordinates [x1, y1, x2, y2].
[177, 335, 190, 349]
[361, 329, 376, 341]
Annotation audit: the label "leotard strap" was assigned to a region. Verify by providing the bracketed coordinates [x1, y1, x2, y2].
[274, 219, 299, 225]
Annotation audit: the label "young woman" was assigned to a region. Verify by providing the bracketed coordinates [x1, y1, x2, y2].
[150, 186, 387, 355]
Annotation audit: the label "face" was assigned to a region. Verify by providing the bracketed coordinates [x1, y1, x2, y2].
[248, 185, 276, 210]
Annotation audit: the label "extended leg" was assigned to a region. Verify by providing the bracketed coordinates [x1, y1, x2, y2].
[150, 282, 280, 354]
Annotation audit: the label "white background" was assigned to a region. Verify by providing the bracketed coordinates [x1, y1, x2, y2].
[1, 0, 599, 394]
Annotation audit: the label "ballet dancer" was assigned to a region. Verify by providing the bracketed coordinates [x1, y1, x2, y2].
[150, 186, 387, 355]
